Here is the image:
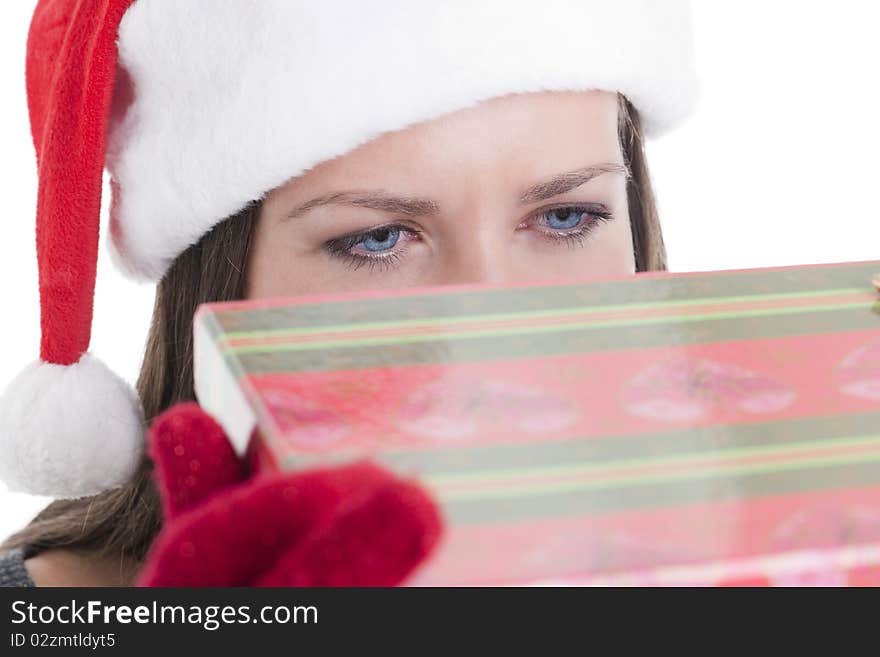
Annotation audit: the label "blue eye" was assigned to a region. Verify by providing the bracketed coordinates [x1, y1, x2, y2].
[358, 226, 401, 252]
[544, 208, 585, 230]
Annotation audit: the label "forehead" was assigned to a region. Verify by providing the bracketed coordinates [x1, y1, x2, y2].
[286, 90, 622, 193]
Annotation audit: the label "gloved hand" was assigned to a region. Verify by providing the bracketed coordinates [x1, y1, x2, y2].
[137, 402, 443, 586]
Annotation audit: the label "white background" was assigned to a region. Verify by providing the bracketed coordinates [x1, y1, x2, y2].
[2, 1, 879, 541]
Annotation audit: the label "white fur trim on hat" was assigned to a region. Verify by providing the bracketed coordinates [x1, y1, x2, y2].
[0, 354, 144, 498]
[106, 0, 699, 281]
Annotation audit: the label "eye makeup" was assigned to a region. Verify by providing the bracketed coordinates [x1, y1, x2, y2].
[321, 202, 615, 273]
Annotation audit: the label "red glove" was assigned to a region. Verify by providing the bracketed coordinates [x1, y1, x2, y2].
[137, 403, 443, 586]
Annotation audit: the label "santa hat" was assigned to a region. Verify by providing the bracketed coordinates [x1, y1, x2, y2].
[0, 0, 699, 498]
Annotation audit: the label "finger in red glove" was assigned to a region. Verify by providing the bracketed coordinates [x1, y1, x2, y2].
[139, 403, 443, 587]
[147, 402, 246, 520]
[254, 467, 443, 586]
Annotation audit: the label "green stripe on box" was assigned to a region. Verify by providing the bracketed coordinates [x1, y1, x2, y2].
[271, 413, 880, 525]
[438, 459, 880, 525]
[224, 297, 874, 354]
[212, 261, 880, 333]
[418, 433, 880, 489]
[371, 411, 880, 476]
[220, 287, 867, 342]
[233, 305, 879, 373]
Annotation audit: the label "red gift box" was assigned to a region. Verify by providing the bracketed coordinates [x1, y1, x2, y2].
[194, 259, 880, 585]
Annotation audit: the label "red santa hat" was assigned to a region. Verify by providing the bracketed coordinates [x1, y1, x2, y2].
[0, 0, 699, 498]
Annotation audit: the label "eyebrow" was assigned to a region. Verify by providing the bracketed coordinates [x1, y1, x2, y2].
[282, 162, 630, 221]
[284, 191, 440, 221]
[518, 162, 631, 204]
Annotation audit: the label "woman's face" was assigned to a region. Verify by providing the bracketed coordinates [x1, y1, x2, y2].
[247, 90, 634, 298]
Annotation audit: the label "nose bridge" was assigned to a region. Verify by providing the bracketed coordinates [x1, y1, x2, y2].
[438, 206, 513, 285]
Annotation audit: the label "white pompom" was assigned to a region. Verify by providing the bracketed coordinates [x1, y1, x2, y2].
[0, 354, 145, 498]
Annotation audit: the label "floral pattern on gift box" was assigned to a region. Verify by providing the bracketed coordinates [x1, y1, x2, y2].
[622, 355, 796, 422]
[261, 387, 352, 449]
[520, 529, 702, 579]
[768, 505, 880, 586]
[396, 375, 581, 440]
[835, 337, 880, 401]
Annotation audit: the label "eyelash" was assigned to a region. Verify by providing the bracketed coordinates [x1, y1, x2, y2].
[322, 204, 614, 273]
